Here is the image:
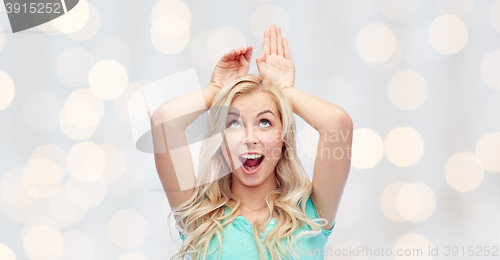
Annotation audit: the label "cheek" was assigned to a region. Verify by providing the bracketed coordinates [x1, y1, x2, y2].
[220, 134, 240, 164]
[263, 132, 283, 160]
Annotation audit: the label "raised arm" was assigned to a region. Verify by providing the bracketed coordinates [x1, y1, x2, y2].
[151, 46, 253, 211]
[257, 24, 353, 231]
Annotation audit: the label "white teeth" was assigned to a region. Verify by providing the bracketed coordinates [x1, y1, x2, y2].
[240, 154, 263, 159]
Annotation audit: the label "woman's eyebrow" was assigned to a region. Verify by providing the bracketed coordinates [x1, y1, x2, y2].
[257, 110, 274, 117]
[227, 110, 274, 119]
[227, 110, 274, 118]
[227, 111, 240, 118]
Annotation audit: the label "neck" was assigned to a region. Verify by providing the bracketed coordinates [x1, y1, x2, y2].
[231, 171, 277, 210]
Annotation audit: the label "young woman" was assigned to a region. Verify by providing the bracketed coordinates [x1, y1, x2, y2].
[151, 24, 353, 260]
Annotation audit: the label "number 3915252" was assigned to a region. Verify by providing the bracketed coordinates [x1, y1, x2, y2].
[5, 3, 62, 14]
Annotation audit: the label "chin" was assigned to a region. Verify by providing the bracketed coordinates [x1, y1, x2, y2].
[234, 167, 271, 186]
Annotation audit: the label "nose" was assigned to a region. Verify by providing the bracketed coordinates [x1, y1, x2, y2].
[244, 125, 259, 146]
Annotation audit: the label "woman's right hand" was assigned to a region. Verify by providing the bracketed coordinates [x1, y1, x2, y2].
[209, 46, 253, 90]
[256, 24, 295, 90]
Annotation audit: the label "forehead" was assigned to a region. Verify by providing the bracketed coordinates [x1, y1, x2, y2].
[229, 91, 278, 116]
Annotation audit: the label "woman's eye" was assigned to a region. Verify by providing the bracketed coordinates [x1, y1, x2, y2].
[261, 119, 271, 127]
[228, 120, 240, 128]
[228, 119, 270, 128]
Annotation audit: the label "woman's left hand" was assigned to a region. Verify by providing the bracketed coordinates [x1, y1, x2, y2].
[209, 46, 253, 90]
[256, 24, 295, 90]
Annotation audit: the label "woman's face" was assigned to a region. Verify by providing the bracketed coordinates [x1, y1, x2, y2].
[220, 90, 284, 188]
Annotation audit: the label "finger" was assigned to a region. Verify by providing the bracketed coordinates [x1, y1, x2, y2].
[221, 52, 230, 62]
[240, 54, 248, 66]
[258, 50, 265, 60]
[244, 46, 253, 61]
[238, 47, 246, 58]
[230, 49, 240, 61]
[222, 49, 236, 62]
[270, 24, 277, 55]
[255, 51, 264, 67]
[283, 37, 292, 60]
[263, 29, 270, 56]
[255, 51, 266, 74]
[277, 26, 283, 57]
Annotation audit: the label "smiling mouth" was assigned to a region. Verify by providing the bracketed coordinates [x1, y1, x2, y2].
[239, 155, 264, 171]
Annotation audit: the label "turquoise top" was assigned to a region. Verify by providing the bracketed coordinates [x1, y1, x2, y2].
[179, 195, 335, 259]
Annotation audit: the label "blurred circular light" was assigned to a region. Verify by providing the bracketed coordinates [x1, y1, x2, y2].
[64, 99, 100, 129]
[406, 182, 436, 222]
[356, 23, 397, 64]
[351, 128, 384, 169]
[108, 210, 148, 249]
[0, 243, 15, 260]
[367, 38, 402, 72]
[67, 88, 105, 119]
[151, 0, 191, 25]
[397, 183, 420, 220]
[67, 142, 106, 182]
[30, 144, 67, 173]
[151, 15, 190, 54]
[445, 152, 484, 192]
[429, 15, 468, 55]
[23, 225, 63, 258]
[59, 105, 99, 140]
[51, 0, 90, 33]
[384, 127, 425, 167]
[393, 233, 433, 260]
[88, 60, 129, 100]
[60, 88, 104, 140]
[475, 132, 500, 172]
[67, 2, 101, 41]
[21, 156, 64, 200]
[381, 182, 407, 222]
[28, 158, 61, 185]
[388, 70, 428, 110]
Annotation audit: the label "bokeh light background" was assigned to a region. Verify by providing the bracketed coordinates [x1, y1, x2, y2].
[1, 0, 500, 259]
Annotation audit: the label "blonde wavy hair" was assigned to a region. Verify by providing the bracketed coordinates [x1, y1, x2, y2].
[168, 74, 328, 260]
